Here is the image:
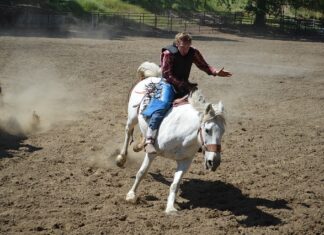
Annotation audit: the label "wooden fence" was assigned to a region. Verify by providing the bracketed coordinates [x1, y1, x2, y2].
[1, 4, 323, 36]
[89, 11, 324, 35]
[89, 12, 221, 33]
[267, 15, 324, 34]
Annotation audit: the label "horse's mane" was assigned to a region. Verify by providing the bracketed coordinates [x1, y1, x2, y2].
[188, 89, 226, 125]
[188, 89, 207, 112]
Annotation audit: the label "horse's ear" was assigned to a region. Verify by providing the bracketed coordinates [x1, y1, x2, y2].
[218, 101, 224, 113]
[205, 103, 213, 115]
[204, 103, 216, 122]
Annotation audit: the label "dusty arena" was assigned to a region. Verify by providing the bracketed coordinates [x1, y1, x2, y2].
[0, 30, 323, 234]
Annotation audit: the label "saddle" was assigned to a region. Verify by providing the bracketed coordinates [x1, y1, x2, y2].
[172, 95, 189, 107]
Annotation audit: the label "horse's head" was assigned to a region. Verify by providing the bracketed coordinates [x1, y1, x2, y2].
[200, 102, 225, 171]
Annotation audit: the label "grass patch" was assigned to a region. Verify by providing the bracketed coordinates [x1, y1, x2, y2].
[77, 0, 148, 13]
[46, 0, 249, 14]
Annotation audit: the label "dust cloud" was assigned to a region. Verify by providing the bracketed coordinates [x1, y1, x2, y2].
[87, 145, 145, 170]
[87, 148, 120, 169]
[0, 56, 93, 136]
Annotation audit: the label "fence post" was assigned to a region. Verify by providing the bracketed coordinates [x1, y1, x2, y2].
[203, 11, 205, 24]
[167, 13, 170, 31]
[142, 13, 144, 28]
[91, 12, 95, 28]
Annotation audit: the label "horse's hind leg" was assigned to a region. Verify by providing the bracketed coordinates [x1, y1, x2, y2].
[116, 116, 137, 167]
[0, 85, 3, 107]
[133, 134, 145, 152]
[126, 153, 155, 203]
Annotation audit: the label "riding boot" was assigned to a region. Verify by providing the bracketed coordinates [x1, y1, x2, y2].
[145, 127, 157, 154]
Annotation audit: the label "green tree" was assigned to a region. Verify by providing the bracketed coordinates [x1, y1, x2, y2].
[245, 0, 285, 26]
[287, 0, 324, 14]
[254, 0, 267, 26]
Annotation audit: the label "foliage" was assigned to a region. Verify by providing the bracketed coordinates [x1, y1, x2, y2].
[245, 0, 324, 25]
[17, 0, 323, 20]
[245, 0, 285, 16]
[206, 0, 249, 12]
[288, 0, 324, 12]
[286, 0, 324, 18]
[45, 0, 148, 13]
[245, 0, 324, 16]
[121, 0, 248, 13]
[46, 0, 85, 14]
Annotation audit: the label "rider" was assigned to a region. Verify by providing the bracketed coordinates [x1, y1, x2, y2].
[143, 32, 232, 154]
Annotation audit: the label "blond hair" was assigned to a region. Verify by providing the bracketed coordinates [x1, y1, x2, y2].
[174, 32, 192, 45]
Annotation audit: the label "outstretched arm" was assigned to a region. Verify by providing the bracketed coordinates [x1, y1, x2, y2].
[213, 67, 232, 77]
[193, 48, 232, 77]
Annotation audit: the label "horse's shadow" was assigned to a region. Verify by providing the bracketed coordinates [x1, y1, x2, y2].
[0, 130, 42, 158]
[150, 172, 290, 227]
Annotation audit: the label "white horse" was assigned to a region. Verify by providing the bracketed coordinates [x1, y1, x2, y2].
[116, 62, 226, 214]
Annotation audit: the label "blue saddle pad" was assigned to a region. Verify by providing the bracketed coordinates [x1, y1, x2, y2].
[142, 81, 175, 118]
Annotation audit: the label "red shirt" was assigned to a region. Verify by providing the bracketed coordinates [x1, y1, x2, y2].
[160, 47, 217, 90]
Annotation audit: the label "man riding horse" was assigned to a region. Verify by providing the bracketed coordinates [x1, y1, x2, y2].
[143, 32, 232, 154]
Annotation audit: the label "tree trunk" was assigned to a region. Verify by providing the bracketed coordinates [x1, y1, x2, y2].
[254, 0, 267, 27]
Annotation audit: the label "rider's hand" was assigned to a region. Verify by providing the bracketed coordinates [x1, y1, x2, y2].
[187, 82, 198, 90]
[213, 68, 232, 77]
[178, 81, 188, 90]
[179, 81, 197, 91]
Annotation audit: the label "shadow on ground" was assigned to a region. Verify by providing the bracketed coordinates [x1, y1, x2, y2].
[218, 24, 324, 43]
[0, 24, 239, 42]
[0, 130, 42, 158]
[150, 172, 291, 227]
[1, 23, 323, 42]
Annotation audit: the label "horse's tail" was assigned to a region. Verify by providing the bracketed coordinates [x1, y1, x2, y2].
[136, 61, 161, 81]
[124, 62, 160, 113]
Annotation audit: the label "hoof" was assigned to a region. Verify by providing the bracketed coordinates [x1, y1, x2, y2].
[116, 154, 126, 167]
[126, 191, 137, 203]
[133, 143, 143, 152]
[165, 207, 178, 215]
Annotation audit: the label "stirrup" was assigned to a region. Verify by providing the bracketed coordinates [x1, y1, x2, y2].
[146, 137, 155, 145]
[145, 143, 157, 154]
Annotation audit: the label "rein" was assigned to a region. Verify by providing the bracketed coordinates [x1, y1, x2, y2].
[198, 126, 222, 153]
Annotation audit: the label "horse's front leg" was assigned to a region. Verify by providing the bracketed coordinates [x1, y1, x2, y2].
[126, 153, 156, 203]
[165, 159, 192, 214]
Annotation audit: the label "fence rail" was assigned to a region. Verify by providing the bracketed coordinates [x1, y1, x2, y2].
[1, 4, 323, 36]
[90, 11, 324, 35]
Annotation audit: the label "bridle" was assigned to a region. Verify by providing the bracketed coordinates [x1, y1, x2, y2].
[198, 125, 222, 153]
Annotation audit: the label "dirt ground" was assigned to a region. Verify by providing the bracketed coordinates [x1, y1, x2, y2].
[0, 30, 323, 235]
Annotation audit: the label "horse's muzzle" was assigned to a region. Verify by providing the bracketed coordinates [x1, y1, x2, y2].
[205, 155, 221, 171]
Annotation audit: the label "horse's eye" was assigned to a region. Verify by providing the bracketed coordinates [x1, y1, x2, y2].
[205, 128, 210, 134]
